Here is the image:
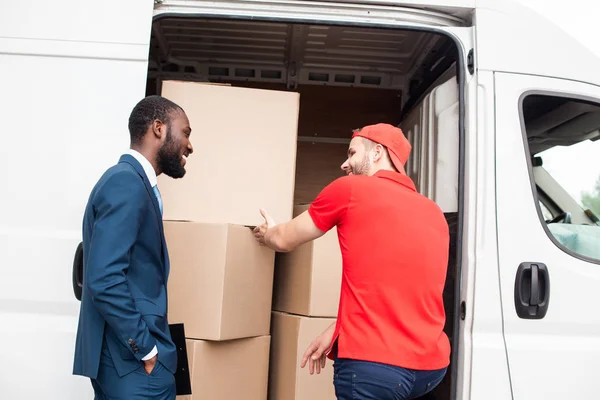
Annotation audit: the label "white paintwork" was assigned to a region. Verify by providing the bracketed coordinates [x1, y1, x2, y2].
[2, 0, 600, 399]
[0, 1, 154, 398]
[475, 0, 600, 87]
[154, 0, 467, 26]
[0, 0, 152, 44]
[460, 71, 513, 400]
[494, 72, 600, 399]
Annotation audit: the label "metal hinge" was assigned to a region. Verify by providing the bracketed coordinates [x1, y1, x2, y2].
[467, 49, 474, 75]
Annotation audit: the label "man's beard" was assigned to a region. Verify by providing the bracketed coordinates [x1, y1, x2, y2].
[156, 126, 186, 179]
[351, 155, 372, 176]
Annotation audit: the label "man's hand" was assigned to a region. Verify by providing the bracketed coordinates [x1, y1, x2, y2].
[253, 208, 276, 246]
[253, 209, 325, 252]
[301, 322, 336, 375]
[143, 355, 158, 375]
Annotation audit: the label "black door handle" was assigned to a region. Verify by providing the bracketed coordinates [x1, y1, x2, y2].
[72, 242, 84, 301]
[514, 262, 550, 319]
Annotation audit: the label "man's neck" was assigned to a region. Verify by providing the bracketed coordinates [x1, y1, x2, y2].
[130, 145, 160, 176]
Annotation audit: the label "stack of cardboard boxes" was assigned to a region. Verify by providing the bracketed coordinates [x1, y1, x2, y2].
[268, 204, 342, 400]
[157, 81, 297, 399]
[157, 81, 343, 399]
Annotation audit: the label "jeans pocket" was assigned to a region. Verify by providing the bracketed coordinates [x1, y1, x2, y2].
[352, 373, 404, 400]
[424, 369, 446, 393]
[409, 367, 447, 399]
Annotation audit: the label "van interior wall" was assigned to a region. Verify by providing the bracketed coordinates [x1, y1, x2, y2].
[274, 83, 402, 203]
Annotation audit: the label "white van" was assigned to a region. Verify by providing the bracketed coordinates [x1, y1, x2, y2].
[2, 0, 600, 399]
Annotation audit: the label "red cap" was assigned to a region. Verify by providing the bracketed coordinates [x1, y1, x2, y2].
[352, 123, 411, 172]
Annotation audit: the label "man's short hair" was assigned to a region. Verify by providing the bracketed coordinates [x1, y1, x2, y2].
[128, 95, 184, 145]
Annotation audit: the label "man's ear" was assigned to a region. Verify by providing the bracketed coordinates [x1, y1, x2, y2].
[152, 120, 164, 139]
[373, 144, 385, 163]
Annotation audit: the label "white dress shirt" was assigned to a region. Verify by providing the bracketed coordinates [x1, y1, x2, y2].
[126, 149, 157, 187]
[125, 149, 158, 361]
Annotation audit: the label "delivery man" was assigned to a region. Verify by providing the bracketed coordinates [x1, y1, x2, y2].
[253, 123, 450, 400]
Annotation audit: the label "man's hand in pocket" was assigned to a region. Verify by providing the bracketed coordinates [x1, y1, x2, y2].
[144, 355, 158, 375]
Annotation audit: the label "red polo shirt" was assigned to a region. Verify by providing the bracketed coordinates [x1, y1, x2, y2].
[308, 170, 450, 370]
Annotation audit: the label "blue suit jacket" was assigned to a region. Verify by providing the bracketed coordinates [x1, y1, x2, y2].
[73, 154, 177, 379]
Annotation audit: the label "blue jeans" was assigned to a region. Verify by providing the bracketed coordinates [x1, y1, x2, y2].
[333, 357, 447, 400]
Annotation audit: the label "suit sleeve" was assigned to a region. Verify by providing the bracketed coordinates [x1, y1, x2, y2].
[86, 171, 157, 361]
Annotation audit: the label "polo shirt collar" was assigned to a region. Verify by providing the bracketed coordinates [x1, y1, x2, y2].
[374, 169, 416, 192]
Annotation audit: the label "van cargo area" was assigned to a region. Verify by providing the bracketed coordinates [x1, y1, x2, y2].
[146, 15, 461, 400]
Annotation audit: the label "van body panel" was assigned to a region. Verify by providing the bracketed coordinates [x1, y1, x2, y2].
[0, 0, 153, 45]
[494, 72, 600, 399]
[0, 54, 151, 399]
[0, 1, 154, 398]
[475, 0, 600, 87]
[313, 0, 476, 9]
[458, 70, 513, 400]
[153, 0, 468, 27]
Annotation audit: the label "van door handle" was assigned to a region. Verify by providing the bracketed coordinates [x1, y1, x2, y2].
[514, 262, 550, 319]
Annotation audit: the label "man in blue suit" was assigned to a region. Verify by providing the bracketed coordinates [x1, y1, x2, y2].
[73, 95, 194, 399]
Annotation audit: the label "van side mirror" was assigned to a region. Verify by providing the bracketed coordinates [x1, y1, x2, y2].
[72, 242, 83, 301]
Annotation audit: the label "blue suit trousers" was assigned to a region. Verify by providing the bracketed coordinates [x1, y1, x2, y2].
[91, 338, 175, 400]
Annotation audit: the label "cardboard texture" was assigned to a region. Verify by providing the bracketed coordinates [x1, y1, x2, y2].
[177, 336, 270, 400]
[268, 312, 337, 400]
[158, 80, 299, 226]
[165, 221, 275, 341]
[273, 204, 342, 317]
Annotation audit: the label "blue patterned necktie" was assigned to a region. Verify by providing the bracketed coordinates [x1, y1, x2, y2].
[152, 185, 163, 216]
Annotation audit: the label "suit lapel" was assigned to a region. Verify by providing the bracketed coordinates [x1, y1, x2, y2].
[119, 155, 169, 277]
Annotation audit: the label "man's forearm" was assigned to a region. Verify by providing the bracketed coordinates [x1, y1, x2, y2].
[265, 224, 293, 252]
[258, 210, 326, 252]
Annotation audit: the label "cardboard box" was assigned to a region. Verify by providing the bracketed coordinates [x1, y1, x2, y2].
[273, 204, 342, 317]
[268, 312, 337, 400]
[177, 336, 270, 400]
[158, 80, 299, 227]
[165, 221, 275, 340]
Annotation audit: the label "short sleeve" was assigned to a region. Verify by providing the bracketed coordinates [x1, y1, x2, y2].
[308, 176, 353, 232]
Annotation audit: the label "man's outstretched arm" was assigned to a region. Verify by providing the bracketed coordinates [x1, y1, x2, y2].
[253, 209, 325, 252]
